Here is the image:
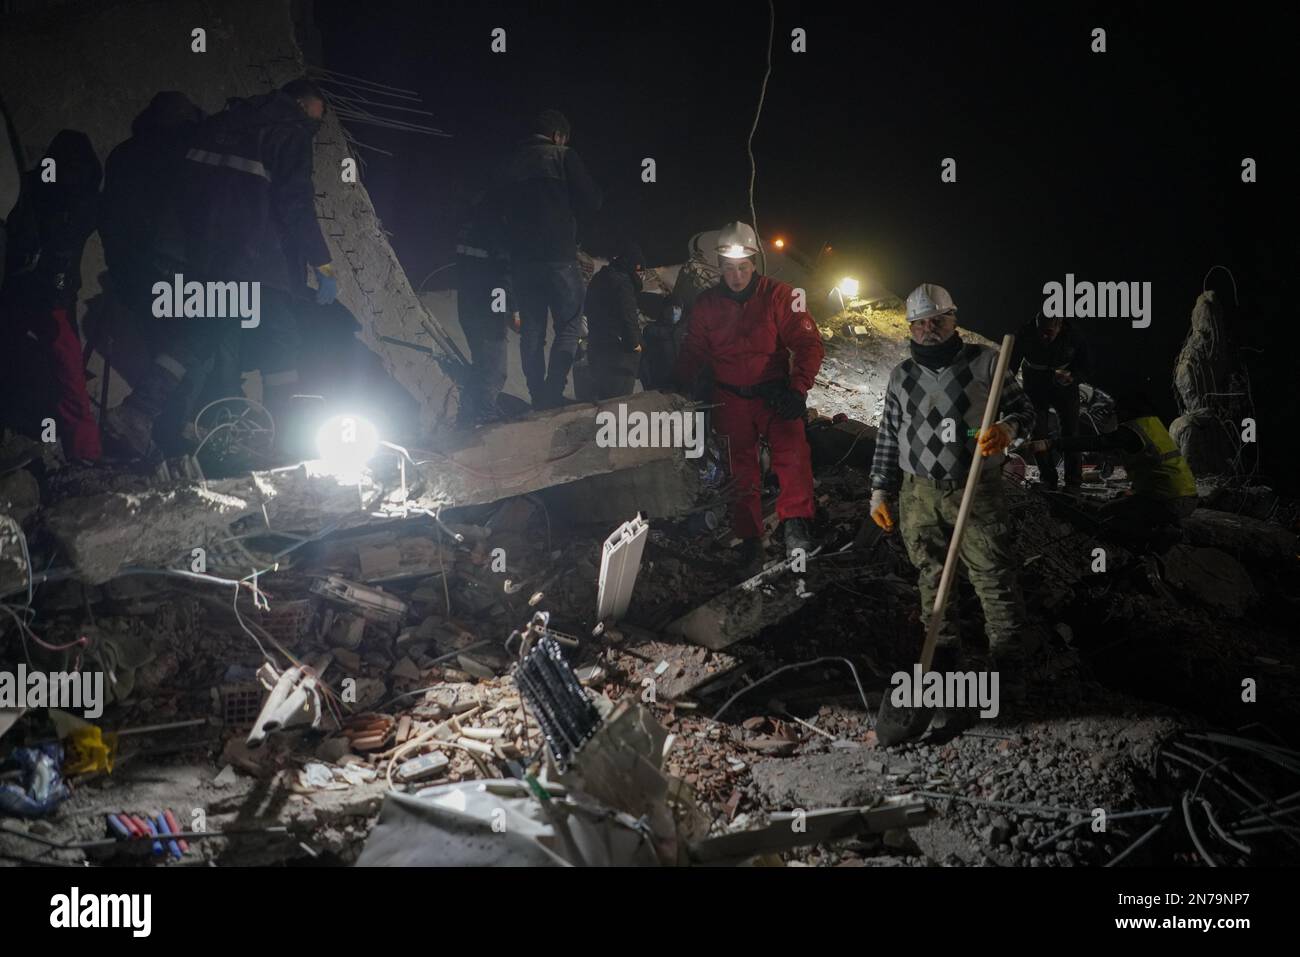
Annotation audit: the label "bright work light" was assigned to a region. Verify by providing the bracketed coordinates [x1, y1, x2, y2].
[315, 414, 379, 480]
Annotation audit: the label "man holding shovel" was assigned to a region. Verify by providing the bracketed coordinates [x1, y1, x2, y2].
[868, 284, 1036, 742]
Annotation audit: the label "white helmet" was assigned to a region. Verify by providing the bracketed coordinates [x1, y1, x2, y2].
[906, 283, 957, 323]
[716, 221, 760, 261]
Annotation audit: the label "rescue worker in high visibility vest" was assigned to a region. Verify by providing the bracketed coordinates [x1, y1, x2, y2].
[675, 221, 825, 565]
[1026, 391, 1198, 548]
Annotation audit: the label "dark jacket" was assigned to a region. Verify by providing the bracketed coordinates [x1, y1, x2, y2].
[1011, 318, 1092, 384]
[101, 92, 204, 290]
[180, 91, 330, 290]
[456, 191, 513, 308]
[498, 134, 602, 263]
[585, 262, 642, 355]
[2, 130, 101, 307]
[640, 305, 687, 390]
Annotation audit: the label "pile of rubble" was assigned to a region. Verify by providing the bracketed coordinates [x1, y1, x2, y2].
[3, 325, 1299, 867]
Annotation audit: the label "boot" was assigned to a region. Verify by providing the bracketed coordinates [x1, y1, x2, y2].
[542, 350, 576, 408]
[735, 537, 764, 572]
[991, 647, 1028, 706]
[102, 361, 183, 457]
[929, 645, 979, 735]
[780, 517, 816, 557]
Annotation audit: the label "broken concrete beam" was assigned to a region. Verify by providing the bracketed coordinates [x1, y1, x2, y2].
[43, 393, 700, 584]
[1183, 507, 1297, 560]
[413, 391, 703, 511]
[687, 797, 931, 865]
[665, 566, 811, 650]
[43, 469, 383, 584]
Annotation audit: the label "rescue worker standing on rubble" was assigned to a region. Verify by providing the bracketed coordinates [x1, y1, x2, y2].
[869, 283, 1036, 696]
[1011, 312, 1092, 490]
[584, 240, 645, 399]
[108, 78, 338, 458]
[0, 130, 103, 462]
[455, 191, 514, 427]
[499, 109, 603, 409]
[675, 222, 824, 563]
[1026, 391, 1197, 549]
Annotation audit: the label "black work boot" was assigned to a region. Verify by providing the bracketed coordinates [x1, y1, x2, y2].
[991, 647, 1027, 706]
[542, 351, 576, 408]
[103, 362, 183, 457]
[735, 537, 764, 572]
[929, 645, 979, 736]
[780, 517, 816, 557]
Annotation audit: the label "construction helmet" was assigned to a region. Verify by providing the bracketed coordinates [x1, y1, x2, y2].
[906, 283, 958, 323]
[716, 222, 760, 261]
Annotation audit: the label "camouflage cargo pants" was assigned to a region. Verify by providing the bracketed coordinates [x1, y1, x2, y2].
[899, 470, 1027, 659]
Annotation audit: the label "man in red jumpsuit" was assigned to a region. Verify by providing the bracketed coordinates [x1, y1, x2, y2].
[675, 222, 824, 565]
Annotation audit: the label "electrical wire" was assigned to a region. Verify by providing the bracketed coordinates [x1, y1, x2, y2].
[746, 0, 776, 274]
[712, 655, 871, 721]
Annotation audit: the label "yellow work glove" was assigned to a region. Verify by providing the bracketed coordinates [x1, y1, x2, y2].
[977, 422, 1014, 457]
[870, 489, 896, 532]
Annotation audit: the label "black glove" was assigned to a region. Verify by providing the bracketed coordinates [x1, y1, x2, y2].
[759, 382, 806, 418]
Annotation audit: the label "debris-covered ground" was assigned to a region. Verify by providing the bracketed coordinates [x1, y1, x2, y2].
[4, 379, 1297, 866]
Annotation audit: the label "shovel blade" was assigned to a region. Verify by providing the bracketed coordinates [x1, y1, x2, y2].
[874, 694, 934, 747]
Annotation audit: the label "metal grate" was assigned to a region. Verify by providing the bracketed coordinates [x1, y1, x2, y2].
[513, 636, 602, 771]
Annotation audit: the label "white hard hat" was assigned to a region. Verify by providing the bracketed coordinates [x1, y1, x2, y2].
[906, 283, 957, 323]
[716, 221, 760, 261]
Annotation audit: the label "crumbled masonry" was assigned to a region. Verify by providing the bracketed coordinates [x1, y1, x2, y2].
[3, 296, 1296, 867]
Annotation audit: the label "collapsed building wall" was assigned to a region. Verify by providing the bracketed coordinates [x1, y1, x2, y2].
[0, 0, 457, 434]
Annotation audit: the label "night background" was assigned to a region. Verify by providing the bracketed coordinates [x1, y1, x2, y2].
[314, 1, 1295, 487]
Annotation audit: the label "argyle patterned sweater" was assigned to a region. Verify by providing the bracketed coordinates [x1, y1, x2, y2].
[870, 342, 1036, 491]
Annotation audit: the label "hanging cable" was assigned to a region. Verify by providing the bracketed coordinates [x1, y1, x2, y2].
[746, 0, 775, 274]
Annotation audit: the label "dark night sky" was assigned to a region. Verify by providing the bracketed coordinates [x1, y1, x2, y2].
[314, 1, 1296, 484]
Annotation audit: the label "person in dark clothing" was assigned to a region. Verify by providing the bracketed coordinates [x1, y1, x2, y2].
[98, 93, 207, 455]
[585, 241, 644, 400]
[455, 191, 513, 426]
[109, 79, 337, 458]
[0, 130, 103, 461]
[100, 92, 203, 294]
[1011, 312, 1092, 489]
[639, 295, 686, 391]
[1026, 392, 1198, 550]
[498, 109, 602, 408]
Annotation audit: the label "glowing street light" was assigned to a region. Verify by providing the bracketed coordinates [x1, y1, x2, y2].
[773, 237, 785, 249]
